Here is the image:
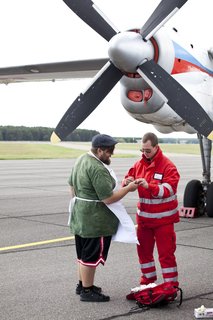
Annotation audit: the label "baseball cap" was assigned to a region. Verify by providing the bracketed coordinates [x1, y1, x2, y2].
[92, 134, 118, 148]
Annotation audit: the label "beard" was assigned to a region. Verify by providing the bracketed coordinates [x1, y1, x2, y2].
[99, 155, 111, 165]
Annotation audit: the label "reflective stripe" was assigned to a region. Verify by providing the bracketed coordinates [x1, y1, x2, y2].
[155, 182, 174, 198]
[157, 184, 164, 198]
[164, 277, 178, 282]
[144, 271, 157, 278]
[137, 207, 178, 218]
[139, 194, 177, 204]
[76, 196, 101, 202]
[162, 183, 174, 195]
[162, 267, 177, 274]
[141, 261, 155, 269]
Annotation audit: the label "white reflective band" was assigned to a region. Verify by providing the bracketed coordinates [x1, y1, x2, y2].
[141, 261, 155, 269]
[162, 183, 174, 195]
[137, 207, 178, 218]
[139, 194, 177, 204]
[162, 267, 177, 273]
[76, 196, 101, 202]
[164, 277, 178, 282]
[144, 271, 157, 278]
[155, 182, 174, 198]
[157, 184, 164, 198]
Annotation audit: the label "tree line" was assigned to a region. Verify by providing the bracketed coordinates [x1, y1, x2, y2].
[0, 126, 100, 142]
[0, 126, 198, 143]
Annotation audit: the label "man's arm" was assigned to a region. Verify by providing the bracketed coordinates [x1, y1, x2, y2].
[102, 181, 138, 205]
[136, 165, 180, 198]
[121, 164, 137, 186]
[122, 176, 134, 186]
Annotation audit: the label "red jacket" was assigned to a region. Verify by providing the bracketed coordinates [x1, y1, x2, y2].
[123, 147, 180, 227]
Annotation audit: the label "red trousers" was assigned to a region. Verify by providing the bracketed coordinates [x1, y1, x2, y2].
[137, 223, 178, 284]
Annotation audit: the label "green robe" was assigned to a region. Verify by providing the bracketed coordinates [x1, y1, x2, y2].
[68, 153, 119, 237]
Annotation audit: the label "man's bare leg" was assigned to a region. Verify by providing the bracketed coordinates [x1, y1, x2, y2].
[79, 264, 110, 301]
[77, 263, 82, 281]
[79, 264, 96, 287]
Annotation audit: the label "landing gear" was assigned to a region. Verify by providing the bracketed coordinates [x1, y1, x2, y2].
[182, 134, 212, 217]
[183, 180, 205, 216]
[206, 182, 213, 217]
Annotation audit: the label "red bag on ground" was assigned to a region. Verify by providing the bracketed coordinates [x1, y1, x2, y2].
[127, 282, 183, 309]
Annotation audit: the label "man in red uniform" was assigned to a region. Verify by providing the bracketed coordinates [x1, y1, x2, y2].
[123, 132, 180, 286]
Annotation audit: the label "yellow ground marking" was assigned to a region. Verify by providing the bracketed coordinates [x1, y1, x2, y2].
[0, 225, 138, 252]
[0, 236, 74, 252]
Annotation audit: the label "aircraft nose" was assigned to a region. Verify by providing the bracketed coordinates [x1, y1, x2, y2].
[108, 31, 154, 73]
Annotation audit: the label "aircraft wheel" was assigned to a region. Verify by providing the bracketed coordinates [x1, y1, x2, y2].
[206, 182, 213, 217]
[183, 179, 204, 215]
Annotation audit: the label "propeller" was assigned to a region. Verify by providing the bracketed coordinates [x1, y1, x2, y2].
[51, 62, 123, 143]
[140, 0, 188, 41]
[137, 60, 213, 140]
[51, 0, 213, 142]
[63, 0, 118, 41]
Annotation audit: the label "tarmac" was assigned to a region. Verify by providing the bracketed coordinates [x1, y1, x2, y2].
[1, 151, 213, 320]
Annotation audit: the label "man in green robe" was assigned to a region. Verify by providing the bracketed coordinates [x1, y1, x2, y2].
[68, 134, 138, 302]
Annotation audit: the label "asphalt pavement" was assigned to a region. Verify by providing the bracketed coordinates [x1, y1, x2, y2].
[1, 154, 213, 320]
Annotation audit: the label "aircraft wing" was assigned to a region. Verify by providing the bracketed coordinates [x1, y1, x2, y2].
[0, 58, 108, 84]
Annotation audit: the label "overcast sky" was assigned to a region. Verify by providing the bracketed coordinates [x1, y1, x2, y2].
[0, 0, 212, 138]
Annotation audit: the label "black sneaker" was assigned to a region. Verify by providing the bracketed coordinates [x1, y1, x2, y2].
[80, 290, 110, 302]
[75, 284, 102, 295]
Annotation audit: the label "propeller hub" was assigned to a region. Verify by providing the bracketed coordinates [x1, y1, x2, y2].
[108, 31, 154, 73]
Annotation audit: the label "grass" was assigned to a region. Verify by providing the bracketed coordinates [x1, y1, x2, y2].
[117, 142, 201, 154]
[0, 142, 83, 160]
[159, 143, 200, 154]
[63, 141, 201, 154]
[0, 141, 202, 160]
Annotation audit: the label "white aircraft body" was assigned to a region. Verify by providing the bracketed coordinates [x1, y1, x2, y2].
[0, 0, 213, 216]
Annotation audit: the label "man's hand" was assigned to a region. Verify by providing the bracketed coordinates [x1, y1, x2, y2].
[103, 180, 138, 204]
[135, 178, 149, 189]
[126, 181, 139, 192]
[122, 176, 134, 186]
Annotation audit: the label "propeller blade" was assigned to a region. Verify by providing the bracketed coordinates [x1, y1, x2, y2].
[51, 62, 123, 143]
[63, 0, 118, 41]
[137, 60, 213, 140]
[141, 0, 188, 41]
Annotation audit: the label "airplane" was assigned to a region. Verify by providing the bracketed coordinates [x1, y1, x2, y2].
[0, 0, 213, 218]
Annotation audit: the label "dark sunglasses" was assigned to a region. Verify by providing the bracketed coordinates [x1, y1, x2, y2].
[140, 148, 152, 153]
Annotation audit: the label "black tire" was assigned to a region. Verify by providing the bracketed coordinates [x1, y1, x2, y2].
[183, 180, 204, 215]
[206, 182, 213, 217]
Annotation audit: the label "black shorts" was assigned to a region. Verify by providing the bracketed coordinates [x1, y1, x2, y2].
[75, 235, 112, 267]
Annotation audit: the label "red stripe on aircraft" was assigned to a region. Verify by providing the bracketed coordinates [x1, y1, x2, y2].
[172, 58, 211, 76]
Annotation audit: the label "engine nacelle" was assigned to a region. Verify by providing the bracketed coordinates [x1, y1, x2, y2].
[120, 27, 175, 117]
